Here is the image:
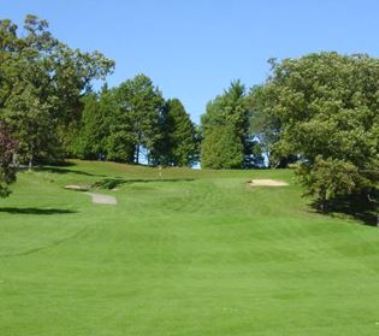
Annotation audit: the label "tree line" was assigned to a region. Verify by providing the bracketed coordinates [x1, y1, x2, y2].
[0, 15, 378, 210]
[0, 16, 198, 181]
[71, 76, 198, 166]
[201, 53, 378, 210]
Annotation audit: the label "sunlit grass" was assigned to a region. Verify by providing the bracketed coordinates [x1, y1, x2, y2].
[1, 160, 378, 335]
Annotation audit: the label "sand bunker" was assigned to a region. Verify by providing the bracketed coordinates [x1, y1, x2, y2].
[64, 184, 90, 191]
[249, 179, 289, 187]
[87, 193, 118, 205]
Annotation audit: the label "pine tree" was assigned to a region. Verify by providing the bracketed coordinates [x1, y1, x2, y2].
[155, 99, 198, 166]
[200, 81, 249, 168]
[201, 124, 243, 169]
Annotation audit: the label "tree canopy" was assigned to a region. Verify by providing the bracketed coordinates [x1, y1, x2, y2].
[255, 52, 379, 207]
[0, 123, 17, 197]
[156, 98, 198, 166]
[0, 15, 114, 167]
[201, 123, 244, 169]
[75, 77, 199, 166]
[113, 74, 165, 164]
[201, 81, 255, 168]
[1, 15, 377, 210]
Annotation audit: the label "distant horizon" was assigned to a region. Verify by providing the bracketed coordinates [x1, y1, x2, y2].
[3, 0, 379, 123]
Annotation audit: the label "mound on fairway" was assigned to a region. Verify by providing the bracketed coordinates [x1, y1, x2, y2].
[1, 160, 378, 336]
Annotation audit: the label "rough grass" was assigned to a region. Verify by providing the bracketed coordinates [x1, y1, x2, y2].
[1, 160, 379, 335]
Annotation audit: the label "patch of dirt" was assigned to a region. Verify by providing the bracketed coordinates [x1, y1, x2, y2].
[248, 179, 289, 187]
[87, 193, 118, 205]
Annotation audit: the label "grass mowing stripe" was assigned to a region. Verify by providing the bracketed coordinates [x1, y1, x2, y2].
[1, 160, 378, 336]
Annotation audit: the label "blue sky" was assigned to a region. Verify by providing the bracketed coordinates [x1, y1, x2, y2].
[2, 0, 379, 123]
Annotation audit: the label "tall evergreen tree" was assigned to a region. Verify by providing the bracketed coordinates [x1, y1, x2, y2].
[73, 87, 118, 160]
[200, 81, 250, 168]
[155, 98, 198, 166]
[113, 74, 165, 164]
[201, 124, 243, 169]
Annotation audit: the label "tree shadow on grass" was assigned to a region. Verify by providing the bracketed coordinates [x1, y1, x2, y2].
[0, 207, 78, 215]
[35, 167, 106, 177]
[311, 191, 378, 227]
[93, 177, 195, 189]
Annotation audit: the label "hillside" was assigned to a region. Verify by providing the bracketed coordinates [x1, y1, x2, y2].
[1, 160, 379, 335]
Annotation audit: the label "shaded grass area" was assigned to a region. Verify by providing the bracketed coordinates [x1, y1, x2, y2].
[311, 191, 379, 226]
[92, 177, 195, 189]
[1, 160, 379, 336]
[0, 207, 77, 215]
[35, 166, 106, 178]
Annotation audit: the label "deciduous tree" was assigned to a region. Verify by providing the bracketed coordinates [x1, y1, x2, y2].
[0, 15, 114, 167]
[113, 74, 164, 163]
[258, 52, 379, 207]
[0, 123, 17, 197]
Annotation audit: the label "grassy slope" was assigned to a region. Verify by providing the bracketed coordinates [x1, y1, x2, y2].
[1, 160, 379, 335]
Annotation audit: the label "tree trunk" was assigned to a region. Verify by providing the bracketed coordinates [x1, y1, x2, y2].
[28, 155, 33, 171]
[135, 143, 139, 164]
[319, 191, 328, 212]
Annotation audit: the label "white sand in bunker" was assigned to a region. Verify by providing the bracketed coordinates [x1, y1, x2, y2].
[64, 184, 90, 191]
[248, 179, 289, 187]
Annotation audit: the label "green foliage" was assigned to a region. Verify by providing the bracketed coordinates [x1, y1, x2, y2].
[0, 15, 114, 166]
[156, 98, 198, 166]
[257, 52, 379, 205]
[106, 132, 135, 163]
[244, 139, 265, 167]
[298, 156, 372, 209]
[92, 178, 125, 190]
[202, 81, 249, 137]
[1, 16, 200, 169]
[201, 81, 249, 168]
[0, 123, 17, 197]
[247, 84, 283, 166]
[72, 78, 198, 166]
[113, 74, 165, 163]
[201, 124, 244, 169]
[71, 93, 101, 159]
[72, 89, 117, 159]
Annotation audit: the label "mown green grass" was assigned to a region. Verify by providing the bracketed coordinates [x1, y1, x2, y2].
[1, 160, 379, 335]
